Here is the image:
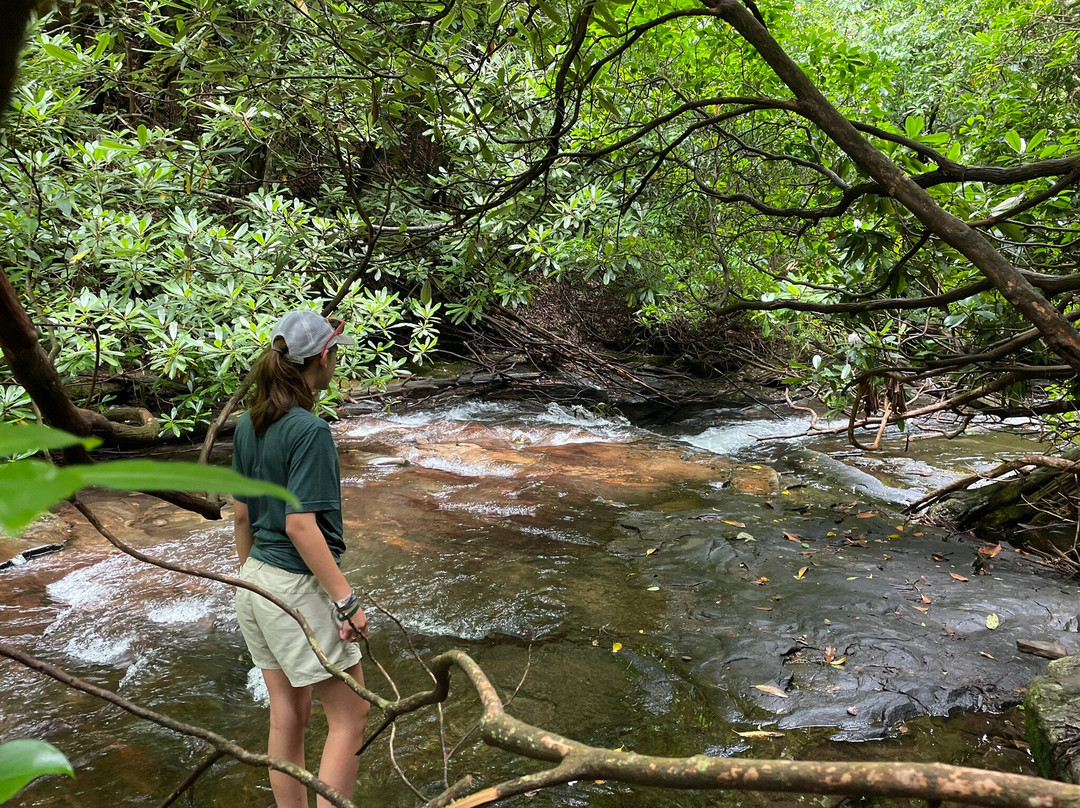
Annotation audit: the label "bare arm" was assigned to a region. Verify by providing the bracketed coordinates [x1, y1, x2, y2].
[285, 512, 368, 639]
[234, 501, 254, 566]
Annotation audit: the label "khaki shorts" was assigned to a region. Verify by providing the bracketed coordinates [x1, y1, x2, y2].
[235, 558, 362, 688]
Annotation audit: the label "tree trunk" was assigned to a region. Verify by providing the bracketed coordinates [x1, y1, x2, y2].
[710, 0, 1080, 372]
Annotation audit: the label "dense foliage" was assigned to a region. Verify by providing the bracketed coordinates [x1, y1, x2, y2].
[1, 0, 1077, 437]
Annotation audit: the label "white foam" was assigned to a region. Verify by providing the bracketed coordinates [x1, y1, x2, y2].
[145, 597, 213, 625]
[438, 501, 537, 517]
[342, 401, 635, 447]
[400, 450, 518, 478]
[47, 559, 131, 608]
[63, 634, 134, 665]
[119, 655, 151, 689]
[246, 667, 270, 706]
[682, 417, 815, 455]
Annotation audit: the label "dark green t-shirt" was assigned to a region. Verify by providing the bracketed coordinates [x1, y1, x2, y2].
[232, 407, 345, 575]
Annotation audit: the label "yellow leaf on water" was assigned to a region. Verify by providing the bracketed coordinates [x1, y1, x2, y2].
[645, 548, 657, 555]
[722, 519, 746, 527]
[753, 684, 789, 699]
[612, 642, 622, 652]
[795, 567, 808, 580]
[949, 572, 969, 582]
[734, 730, 785, 739]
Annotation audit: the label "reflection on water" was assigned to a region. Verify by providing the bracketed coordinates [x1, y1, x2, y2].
[0, 400, 1050, 807]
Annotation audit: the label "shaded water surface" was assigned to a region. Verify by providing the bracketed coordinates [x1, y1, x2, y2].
[0, 401, 1067, 806]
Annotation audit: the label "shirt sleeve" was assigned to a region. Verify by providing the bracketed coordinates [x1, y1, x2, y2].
[284, 421, 341, 515]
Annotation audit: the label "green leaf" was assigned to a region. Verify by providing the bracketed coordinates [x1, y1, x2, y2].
[0, 423, 100, 459]
[904, 115, 923, 139]
[0, 740, 73, 803]
[986, 613, 1000, 630]
[0, 461, 84, 535]
[1004, 130, 1023, 153]
[40, 43, 81, 65]
[77, 461, 299, 505]
[536, 0, 565, 25]
[420, 279, 432, 306]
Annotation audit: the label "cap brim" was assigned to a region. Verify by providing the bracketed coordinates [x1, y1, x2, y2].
[332, 335, 356, 347]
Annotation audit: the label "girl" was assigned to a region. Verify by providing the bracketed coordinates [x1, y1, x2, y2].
[232, 309, 370, 808]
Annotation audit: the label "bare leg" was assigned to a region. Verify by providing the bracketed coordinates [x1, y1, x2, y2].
[263, 668, 313, 808]
[312, 661, 370, 808]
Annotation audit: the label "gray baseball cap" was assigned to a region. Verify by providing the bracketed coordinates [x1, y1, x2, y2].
[270, 310, 355, 364]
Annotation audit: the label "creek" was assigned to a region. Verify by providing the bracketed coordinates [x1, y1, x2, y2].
[1, 399, 1074, 807]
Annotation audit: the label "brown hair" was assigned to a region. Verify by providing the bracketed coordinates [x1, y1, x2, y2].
[248, 338, 316, 435]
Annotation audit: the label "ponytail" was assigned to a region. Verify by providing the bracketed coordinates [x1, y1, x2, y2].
[248, 341, 316, 435]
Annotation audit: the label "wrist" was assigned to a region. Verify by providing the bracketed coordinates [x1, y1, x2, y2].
[333, 590, 358, 617]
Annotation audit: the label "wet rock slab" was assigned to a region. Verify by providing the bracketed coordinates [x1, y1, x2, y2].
[614, 491, 1079, 740]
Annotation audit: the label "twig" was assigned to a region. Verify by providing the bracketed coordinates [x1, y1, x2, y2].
[157, 750, 225, 808]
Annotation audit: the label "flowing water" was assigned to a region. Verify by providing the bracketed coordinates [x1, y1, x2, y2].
[1, 400, 1070, 807]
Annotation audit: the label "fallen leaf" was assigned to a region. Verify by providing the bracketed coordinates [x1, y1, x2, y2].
[856, 511, 876, 519]
[737, 531, 755, 541]
[932, 554, 947, 562]
[753, 684, 789, 699]
[645, 548, 657, 556]
[914, 531, 924, 537]
[734, 730, 785, 739]
[949, 572, 969, 582]
[847, 706, 859, 716]
[846, 575, 859, 581]
[756, 576, 770, 585]
[979, 544, 1002, 558]
[784, 531, 802, 542]
[770, 595, 782, 602]
[913, 605, 930, 613]
[722, 519, 746, 527]
[591, 639, 599, 646]
[681, 655, 692, 662]
[980, 652, 995, 660]
[755, 606, 773, 611]
[922, 595, 931, 604]
[612, 642, 622, 652]
[795, 567, 808, 580]
[831, 657, 846, 666]
[986, 613, 1000, 629]
[824, 646, 836, 663]
[646, 585, 661, 592]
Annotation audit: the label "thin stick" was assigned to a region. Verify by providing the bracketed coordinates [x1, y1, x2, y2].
[157, 750, 225, 808]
